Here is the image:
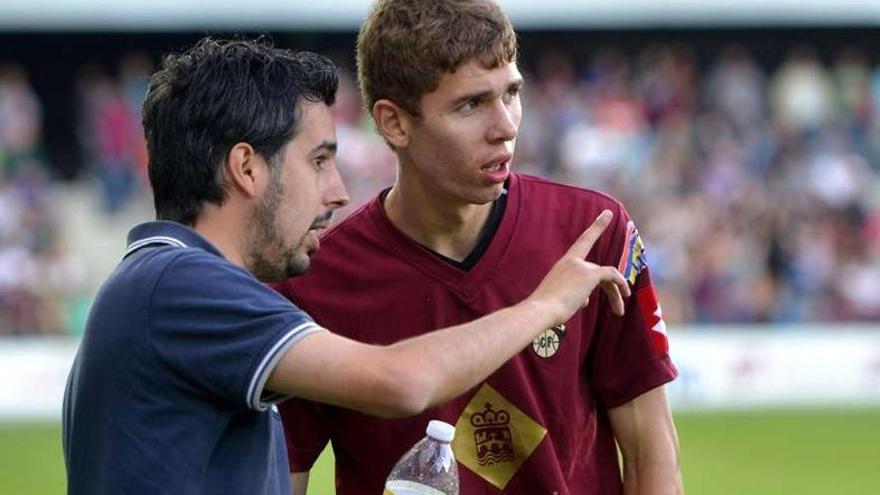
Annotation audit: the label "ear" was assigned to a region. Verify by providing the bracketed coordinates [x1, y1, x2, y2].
[224, 142, 264, 199]
[372, 99, 412, 148]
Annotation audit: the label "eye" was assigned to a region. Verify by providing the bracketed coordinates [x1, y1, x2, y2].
[462, 99, 480, 111]
[503, 86, 521, 103]
[313, 156, 327, 170]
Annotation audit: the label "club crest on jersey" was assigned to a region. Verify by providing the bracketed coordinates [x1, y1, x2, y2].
[532, 323, 566, 358]
[617, 220, 647, 286]
[471, 403, 515, 466]
[453, 384, 547, 489]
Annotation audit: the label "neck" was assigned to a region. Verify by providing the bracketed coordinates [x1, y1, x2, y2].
[192, 203, 248, 268]
[384, 176, 493, 262]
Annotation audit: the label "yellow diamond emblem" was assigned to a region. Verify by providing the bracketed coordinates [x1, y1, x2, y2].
[453, 384, 547, 490]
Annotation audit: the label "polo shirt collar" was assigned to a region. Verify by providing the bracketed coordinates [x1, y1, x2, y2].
[125, 221, 224, 259]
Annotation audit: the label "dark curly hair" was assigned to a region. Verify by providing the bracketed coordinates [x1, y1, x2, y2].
[142, 37, 339, 224]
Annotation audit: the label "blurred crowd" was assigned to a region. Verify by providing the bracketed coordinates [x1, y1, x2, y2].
[0, 64, 87, 335]
[2, 41, 879, 335]
[512, 44, 880, 323]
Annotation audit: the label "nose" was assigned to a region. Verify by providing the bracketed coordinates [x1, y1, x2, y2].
[324, 164, 350, 211]
[488, 99, 519, 143]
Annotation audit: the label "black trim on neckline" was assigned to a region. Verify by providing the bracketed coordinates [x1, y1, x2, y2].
[379, 185, 509, 272]
[368, 173, 522, 294]
[433, 191, 507, 271]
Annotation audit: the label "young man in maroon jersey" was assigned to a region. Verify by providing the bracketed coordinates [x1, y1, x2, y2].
[275, 1, 683, 493]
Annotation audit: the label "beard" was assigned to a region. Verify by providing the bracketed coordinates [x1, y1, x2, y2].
[247, 176, 310, 283]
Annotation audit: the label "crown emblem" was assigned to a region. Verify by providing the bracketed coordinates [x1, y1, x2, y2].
[471, 402, 515, 466]
[470, 403, 510, 428]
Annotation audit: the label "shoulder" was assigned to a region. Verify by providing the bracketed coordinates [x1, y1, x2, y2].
[511, 174, 637, 264]
[147, 249, 310, 346]
[154, 248, 245, 287]
[151, 248, 288, 307]
[516, 174, 624, 208]
[513, 173, 631, 222]
[109, 245, 195, 300]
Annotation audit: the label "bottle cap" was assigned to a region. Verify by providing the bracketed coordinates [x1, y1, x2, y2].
[426, 420, 455, 442]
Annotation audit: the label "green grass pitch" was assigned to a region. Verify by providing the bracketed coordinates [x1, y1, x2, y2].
[3, 409, 878, 494]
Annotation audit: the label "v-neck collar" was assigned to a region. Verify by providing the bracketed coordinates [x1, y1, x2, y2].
[366, 173, 522, 300]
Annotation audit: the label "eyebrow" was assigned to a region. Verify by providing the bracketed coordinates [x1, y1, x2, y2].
[450, 78, 525, 109]
[309, 141, 337, 155]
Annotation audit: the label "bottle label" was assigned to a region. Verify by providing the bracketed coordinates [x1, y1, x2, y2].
[384, 480, 448, 495]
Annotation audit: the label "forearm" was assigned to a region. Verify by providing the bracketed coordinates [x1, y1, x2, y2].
[385, 298, 561, 410]
[267, 298, 562, 418]
[621, 444, 683, 495]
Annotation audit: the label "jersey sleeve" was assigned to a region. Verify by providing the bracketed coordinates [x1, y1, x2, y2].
[588, 203, 678, 409]
[149, 251, 324, 411]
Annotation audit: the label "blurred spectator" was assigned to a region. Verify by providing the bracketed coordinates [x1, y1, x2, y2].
[76, 61, 145, 215]
[770, 45, 835, 135]
[706, 44, 767, 133]
[0, 63, 44, 178]
[832, 48, 871, 130]
[557, 49, 649, 191]
[118, 54, 152, 184]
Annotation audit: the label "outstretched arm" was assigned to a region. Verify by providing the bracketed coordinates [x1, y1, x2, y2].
[268, 210, 630, 417]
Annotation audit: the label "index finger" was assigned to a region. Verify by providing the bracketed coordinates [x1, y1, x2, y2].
[566, 209, 613, 259]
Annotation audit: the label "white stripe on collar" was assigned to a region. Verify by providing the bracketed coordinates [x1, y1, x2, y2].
[123, 236, 187, 258]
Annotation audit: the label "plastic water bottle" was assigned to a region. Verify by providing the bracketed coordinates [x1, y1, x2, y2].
[383, 420, 459, 495]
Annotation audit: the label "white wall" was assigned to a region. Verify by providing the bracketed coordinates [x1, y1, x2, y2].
[3, 325, 880, 421]
[667, 325, 880, 411]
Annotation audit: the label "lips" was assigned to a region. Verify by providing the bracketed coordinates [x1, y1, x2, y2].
[309, 211, 333, 230]
[304, 230, 320, 255]
[480, 153, 512, 183]
[303, 217, 331, 255]
[481, 153, 513, 171]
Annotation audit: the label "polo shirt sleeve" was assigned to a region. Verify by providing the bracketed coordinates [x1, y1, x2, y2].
[588, 206, 678, 409]
[148, 250, 323, 411]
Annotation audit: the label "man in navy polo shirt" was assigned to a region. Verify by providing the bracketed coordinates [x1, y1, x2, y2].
[62, 38, 632, 494]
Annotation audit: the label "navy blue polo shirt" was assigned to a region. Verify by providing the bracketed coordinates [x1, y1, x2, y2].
[63, 221, 322, 494]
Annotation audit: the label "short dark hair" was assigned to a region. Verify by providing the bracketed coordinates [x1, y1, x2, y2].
[142, 37, 339, 224]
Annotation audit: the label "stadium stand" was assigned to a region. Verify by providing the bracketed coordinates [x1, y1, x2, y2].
[0, 34, 879, 335]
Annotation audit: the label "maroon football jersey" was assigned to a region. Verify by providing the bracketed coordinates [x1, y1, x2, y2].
[276, 173, 677, 494]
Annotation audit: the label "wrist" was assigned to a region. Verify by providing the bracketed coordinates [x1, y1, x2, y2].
[519, 297, 565, 329]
